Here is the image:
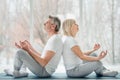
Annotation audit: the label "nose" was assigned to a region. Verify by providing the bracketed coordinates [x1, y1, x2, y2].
[44, 23, 46, 26]
[76, 26, 79, 31]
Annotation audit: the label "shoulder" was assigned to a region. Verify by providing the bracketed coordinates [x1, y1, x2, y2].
[63, 36, 76, 43]
[62, 36, 77, 48]
[49, 34, 62, 44]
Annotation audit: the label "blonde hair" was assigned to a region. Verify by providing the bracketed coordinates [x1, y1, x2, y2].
[62, 19, 76, 36]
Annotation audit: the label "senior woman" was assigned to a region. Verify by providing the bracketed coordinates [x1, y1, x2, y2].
[62, 19, 118, 78]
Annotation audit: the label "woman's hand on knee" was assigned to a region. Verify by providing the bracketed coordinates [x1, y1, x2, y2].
[98, 50, 107, 60]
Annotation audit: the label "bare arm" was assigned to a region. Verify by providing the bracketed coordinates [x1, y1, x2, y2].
[28, 48, 54, 67]
[29, 45, 42, 56]
[72, 45, 107, 61]
[15, 40, 42, 56]
[19, 40, 55, 67]
[24, 40, 42, 56]
[84, 49, 96, 55]
[84, 44, 100, 55]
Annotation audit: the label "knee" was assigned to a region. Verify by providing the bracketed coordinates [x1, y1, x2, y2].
[93, 61, 102, 67]
[16, 49, 27, 57]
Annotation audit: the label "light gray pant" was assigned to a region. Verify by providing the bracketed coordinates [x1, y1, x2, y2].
[14, 49, 50, 77]
[67, 53, 106, 77]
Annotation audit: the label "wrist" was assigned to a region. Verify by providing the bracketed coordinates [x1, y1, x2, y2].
[92, 49, 96, 52]
[28, 48, 31, 52]
[96, 56, 101, 60]
[25, 47, 30, 53]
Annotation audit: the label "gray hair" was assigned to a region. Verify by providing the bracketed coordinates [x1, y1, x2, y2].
[49, 15, 61, 32]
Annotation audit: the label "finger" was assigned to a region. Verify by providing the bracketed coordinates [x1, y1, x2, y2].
[102, 51, 105, 56]
[100, 51, 104, 56]
[15, 44, 18, 47]
[101, 51, 104, 53]
[103, 51, 107, 56]
[101, 53, 104, 57]
[98, 43, 100, 47]
[15, 42, 19, 46]
[97, 44, 99, 47]
[98, 44, 100, 47]
[20, 41, 24, 46]
[106, 50, 107, 53]
[23, 40, 27, 43]
[101, 52, 106, 58]
[19, 41, 22, 45]
[95, 44, 97, 46]
[25, 40, 29, 44]
[96, 44, 99, 48]
[104, 51, 107, 56]
[15, 42, 21, 48]
[23, 40, 28, 43]
[96, 44, 98, 46]
[98, 44, 100, 46]
[24, 40, 28, 42]
[20, 41, 22, 43]
[21, 41, 25, 44]
[15, 42, 17, 46]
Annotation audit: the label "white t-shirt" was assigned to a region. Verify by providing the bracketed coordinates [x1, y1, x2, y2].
[41, 34, 63, 74]
[62, 36, 82, 70]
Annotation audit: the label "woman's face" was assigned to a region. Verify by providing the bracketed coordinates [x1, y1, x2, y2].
[71, 23, 79, 36]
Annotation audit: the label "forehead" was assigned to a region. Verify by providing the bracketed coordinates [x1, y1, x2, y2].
[72, 22, 78, 26]
[45, 18, 53, 22]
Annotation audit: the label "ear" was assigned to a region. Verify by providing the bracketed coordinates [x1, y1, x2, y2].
[70, 25, 74, 32]
[51, 24, 56, 30]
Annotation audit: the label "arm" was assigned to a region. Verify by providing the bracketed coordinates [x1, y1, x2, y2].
[27, 48, 54, 67]
[15, 40, 42, 56]
[20, 40, 55, 67]
[84, 44, 100, 55]
[83, 49, 96, 55]
[72, 45, 107, 61]
[28, 44, 42, 56]
[28, 47, 42, 56]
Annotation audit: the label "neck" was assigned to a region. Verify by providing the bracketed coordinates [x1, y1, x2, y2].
[71, 35, 75, 38]
[48, 31, 57, 38]
[71, 32, 76, 38]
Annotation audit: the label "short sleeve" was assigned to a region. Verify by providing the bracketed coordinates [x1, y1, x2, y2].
[69, 37, 78, 49]
[46, 37, 60, 53]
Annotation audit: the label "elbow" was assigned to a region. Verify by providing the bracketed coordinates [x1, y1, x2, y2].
[41, 64, 46, 67]
[41, 59, 48, 67]
[79, 55, 86, 60]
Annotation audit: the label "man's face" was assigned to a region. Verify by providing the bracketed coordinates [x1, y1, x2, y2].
[44, 19, 53, 32]
[44, 19, 55, 32]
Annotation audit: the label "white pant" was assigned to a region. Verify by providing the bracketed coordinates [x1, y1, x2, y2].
[14, 49, 50, 77]
[66, 53, 106, 77]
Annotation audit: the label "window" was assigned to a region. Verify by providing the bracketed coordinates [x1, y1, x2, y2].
[0, 0, 120, 72]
